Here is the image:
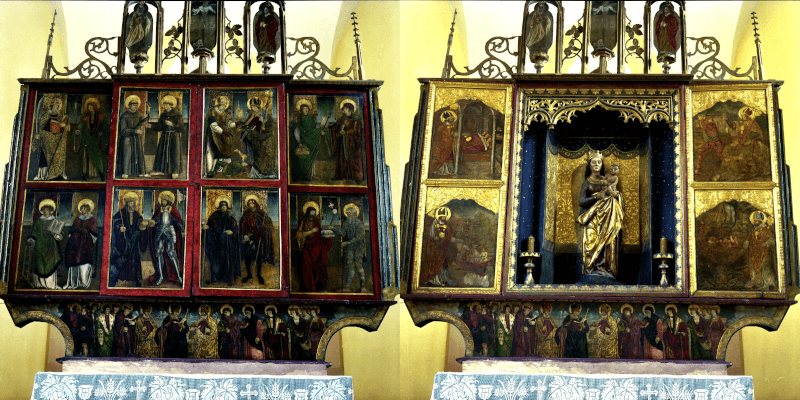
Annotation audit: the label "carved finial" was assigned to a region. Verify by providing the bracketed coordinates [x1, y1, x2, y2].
[351, 12, 360, 42]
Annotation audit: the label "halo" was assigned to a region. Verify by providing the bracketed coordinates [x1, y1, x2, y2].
[122, 192, 139, 204]
[749, 210, 769, 226]
[265, 304, 278, 315]
[302, 201, 320, 215]
[67, 302, 81, 312]
[540, 302, 553, 313]
[287, 305, 300, 314]
[214, 95, 231, 109]
[642, 303, 655, 315]
[687, 304, 700, 315]
[162, 95, 178, 107]
[738, 106, 757, 121]
[522, 301, 534, 310]
[340, 98, 357, 111]
[159, 191, 176, 205]
[296, 99, 313, 111]
[141, 303, 153, 314]
[84, 97, 100, 111]
[77, 199, 94, 213]
[434, 206, 451, 221]
[242, 304, 256, 315]
[122, 302, 134, 311]
[124, 95, 141, 109]
[343, 203, 360, 218]
[569, 303, 582, 314]
[664, 304, 678, 315]
[168, 304, 181, 315]
[38, 199, 56, 212]
[220, 304, 234, 314]
[440, 110, 457, 124]
[198, 304, 212, 315]
[244, 195, 260, 207]
[620, 303, 634, 314]
[247, 97, 262, 109]
[599, 303, 612, 315]
[214, 196, 232, 210]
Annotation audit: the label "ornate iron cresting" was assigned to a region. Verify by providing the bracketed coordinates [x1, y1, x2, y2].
[686, 37, 758, 80]
[444, 36, 518, 79]
[286, 37, 359, 80]
[561, 22, 584, 69]
[45, 37, 119, 79]
[223, 16, 244, 65]
[162, 19, 185, 68]
[623, 18, 644, 66]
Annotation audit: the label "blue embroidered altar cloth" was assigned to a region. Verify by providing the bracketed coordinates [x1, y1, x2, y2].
[31, 372, 353, 400]
[431, 372, 753, 400]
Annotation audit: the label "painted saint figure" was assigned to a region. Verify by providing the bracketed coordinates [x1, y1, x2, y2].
[534, 303, 559, 358]
[240, 195, 275, 284]
[64, 199, 98, 289]
[745, 211, 777, 289]
[329, 100, 364, 183]
[241, 305, 265, 360]
[240, 97, 277, 178]
[263, 305, 289, 360]
[640, 305, 664, 360]
[74, 98, 108, 180]
[429, 109, 458, 176]
[687, 305, 711, 360]
[420, 207, 460, 286]
[159, 305, 189, 358]
[588, 304, 619, 359]
[291, 100, 328, 182]
[206, 96, 236, 177]
[340, 203, 366, 292]
[218, 305, 242, 359]
[662, 305, 689, 360]
[112, 304, 136, 357]
[558, 303, 590, 358]
[296, 202, 332, 292]
[653, 1, 681, 59]
[148, 191, 184, 286]
[254, 1, 281, 66]
[151, 95, 185, 179]
[577, 151, 623, 282]
[134, 304, 160, 358]
[511, 302, 536, 357]
[495, 303, 515, 357]
[27, 199, 63, 289]
[287, 306, 310, 360]
[189, 304, 219, 359]
[95, 304, 115, 357]
[110, 192, 147, 287]
[203, 196, 240, 286]
[34, 97, 69, 181]
[305, 307, 326, 358]
[117, 95, 149, 178]
[617, 304, 641, 359]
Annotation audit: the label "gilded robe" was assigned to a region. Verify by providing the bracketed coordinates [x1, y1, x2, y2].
[135, 314, 160, 358]
[189, 315, 218, 359]
[534, 314, 559, 358]
[588, 315, 619, 359]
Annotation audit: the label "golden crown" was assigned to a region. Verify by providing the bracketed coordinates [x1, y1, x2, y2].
[586, 150, 604, 162]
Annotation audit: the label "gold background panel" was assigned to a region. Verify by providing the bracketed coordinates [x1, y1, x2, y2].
[691, 88, 767, 117]
[693, 190, 774, 217]
[555, 154, 640, 245]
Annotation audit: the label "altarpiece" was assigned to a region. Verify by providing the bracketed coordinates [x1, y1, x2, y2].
[0, 1, 399, 364]
[400, 1, 798, 365]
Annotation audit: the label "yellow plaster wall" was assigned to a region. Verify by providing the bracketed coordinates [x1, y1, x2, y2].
[0, 2, 69, 399]
[732, 2, 800, 399]
[328, 2, 467, 399]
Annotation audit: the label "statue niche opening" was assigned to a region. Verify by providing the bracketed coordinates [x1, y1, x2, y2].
[516, 107, 676, 286]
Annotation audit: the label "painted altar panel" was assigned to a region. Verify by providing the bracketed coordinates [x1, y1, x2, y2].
[411, 186, 506, 294]
[286, 93, 369, 187]
[114, 88, 192, 181]
[12, 189, 106, 292]
[102, 187, 192, 296]
[202, 88, 280, 180]
[687, 84, 785, 298]
[24, 91, 111, 183]
[288, 193, 376, 296]
[195, 187, 283, 295]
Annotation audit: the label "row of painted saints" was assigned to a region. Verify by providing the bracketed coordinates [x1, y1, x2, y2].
[27, 90, 367, 186]
[17, 189, 373, 294]
[60, 302, 327, 361]
[463, 302, 727, 361]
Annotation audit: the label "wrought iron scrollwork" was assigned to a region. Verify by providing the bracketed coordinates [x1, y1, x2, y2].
[286, 36, 357, 80]
[562, 23, 584, 68]
[446, 36, 518, 79]
[224, 17, 244, 64]
[163, 20, 184, 64]
[46, 37, 118, 79]
[687, 36, 758, 80]
[624, 19, 644, 64]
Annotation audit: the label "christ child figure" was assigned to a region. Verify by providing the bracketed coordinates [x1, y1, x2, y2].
[604, 164, 620, 197]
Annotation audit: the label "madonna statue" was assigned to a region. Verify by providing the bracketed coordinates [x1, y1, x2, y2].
[576, 151, 624, 282]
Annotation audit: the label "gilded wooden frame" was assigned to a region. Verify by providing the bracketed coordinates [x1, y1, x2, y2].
[687, 83, 785, 298]
[410, 81, 514, 294]
[505, 86, 685, 295]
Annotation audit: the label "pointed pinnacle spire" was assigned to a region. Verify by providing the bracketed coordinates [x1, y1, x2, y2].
[351, 12, 360, 43]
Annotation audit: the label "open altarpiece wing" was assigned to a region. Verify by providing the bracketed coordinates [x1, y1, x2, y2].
[0, 1, 399, 364]
[400, 1, 798, 369]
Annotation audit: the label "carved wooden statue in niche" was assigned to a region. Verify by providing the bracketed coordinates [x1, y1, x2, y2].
[577, 151, 624, 284]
